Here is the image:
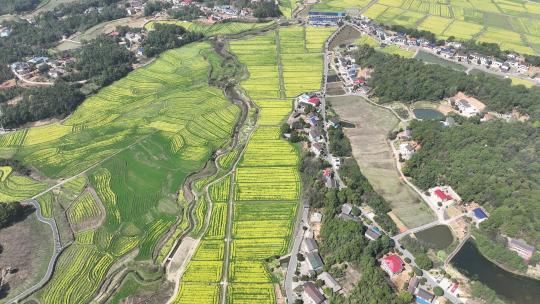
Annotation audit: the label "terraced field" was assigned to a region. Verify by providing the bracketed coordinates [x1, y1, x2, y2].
[0, 42, 240, 303]
[172, 25, 332, 303]
[317, 0, 540, 54]
[144, 20, 275, 36]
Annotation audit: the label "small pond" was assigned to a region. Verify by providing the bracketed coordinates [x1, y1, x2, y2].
[413, 108, 444, 120]
[414, 225, 453, 250]
[451, 240, 540, 304]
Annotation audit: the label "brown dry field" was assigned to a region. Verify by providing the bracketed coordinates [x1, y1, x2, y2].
[0, 214, 53, 299]
[329, 95, 435, 228]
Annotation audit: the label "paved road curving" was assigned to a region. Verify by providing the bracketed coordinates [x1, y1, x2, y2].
[6, 199, 62, 304]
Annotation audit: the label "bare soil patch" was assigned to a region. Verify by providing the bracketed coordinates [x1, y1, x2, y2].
[328, 95, 435, 228]
[0, 214, 53, 299]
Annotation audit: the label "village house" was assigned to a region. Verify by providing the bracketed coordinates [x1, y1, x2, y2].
[306, 251, 324, 272]
[309, 128, 323, 143]
[125, 32, 142, 44]
[328, 117, 340, 128]
[308, 11, 345, 26]
[381, 254, 404, 276]
[455, 99, 479, 117]
[303, 282, 326, 304]
[10, 62, 30, 74]
[399, 143, 415, 160]
[472, 207, 488, 225]
[397, 129, 412, 140]
[323, 168, 339, 189]
[296, 93, 320, 108]
[407, 276, 420, 294]
[341, 203, 353, 216]
[311, 212, 322, 224]
[415, 288, 435, 304]
[507, 238, 535, 261]
[365, 226, 382, 241]
[303, 238, 319, 253]
[0, 27, 12, 38]
[307, 113, 319, 127]
[443, 116, 455, 127]
[311, 142, 324, 157]
[318, 272, 342, 293]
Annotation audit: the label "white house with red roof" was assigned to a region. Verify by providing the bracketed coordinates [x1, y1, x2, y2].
[381, 254, 404, 276]
[296, 93, 321, 108]
[428, 186, 460, 207]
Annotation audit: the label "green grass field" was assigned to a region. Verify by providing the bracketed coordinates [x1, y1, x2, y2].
[318, 0, 540, 55]
[329, 95, 436, 228]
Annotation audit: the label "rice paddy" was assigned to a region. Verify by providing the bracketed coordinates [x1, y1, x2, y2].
[318, 0, 540, 55]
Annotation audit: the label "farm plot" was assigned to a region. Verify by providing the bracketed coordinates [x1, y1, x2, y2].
[209, 175, 231, 203]
[66, 191, 104, 231]
[280, 27, 326, 97]
[230, 32, 281, 99]
[172, 283, 220, 304]
[235, 166, 300, 201]
[29, 42, 240, 303]
[145, 20, 275, 36]
[0, 173, 47, 203]
[229, 261, 273, 283]
[206, 203, 228, 239]
[227, 283, 276, 304]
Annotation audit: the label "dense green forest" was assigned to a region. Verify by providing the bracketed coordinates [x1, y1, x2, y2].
[402, 119, 539, 246]
[66, 35, 134, 86]
[298, 151, 410, 304]
[142, 23, 203, 57]
[355, 45, 540, 121]
[0, 201, 32, 229]
[0, 0, 41, 15]
[0, 81, 84, 127]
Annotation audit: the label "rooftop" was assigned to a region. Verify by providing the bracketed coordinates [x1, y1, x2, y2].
[304, 282, 325, 304]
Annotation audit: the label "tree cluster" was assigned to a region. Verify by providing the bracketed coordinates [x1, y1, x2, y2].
[328, 127, 352, 157]
[354, 45, 540, 121]
[144, 0, 172, 16]
[252, 2, 282, 18]
[0, 0, 126, 66]
[0, 201, 32, 229]
[142, 23, 204, 57]
[168, 5, 205, 21]
[0, 81, 84, 128]
[67, 35, 135, 87]
[0, 0, 40, 15]
[400, 236, 433, 270]
[472, 229, 528, 271]
[403, 119, 540, 246]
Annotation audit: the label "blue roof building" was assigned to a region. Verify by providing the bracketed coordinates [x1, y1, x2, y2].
[308, 11, 345, 26]
[473, 207, 488, 220]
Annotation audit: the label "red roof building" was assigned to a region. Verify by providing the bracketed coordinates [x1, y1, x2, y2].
[354, 78, 365, 85]
[308, 97, 320, 106]
[109, 31, 120, 37]
[381, 254, 404, 275]
[322, 168, 332, 177]
[434, 189, 452, 201]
